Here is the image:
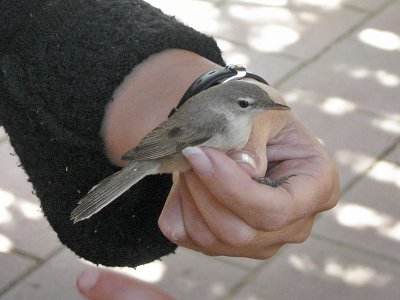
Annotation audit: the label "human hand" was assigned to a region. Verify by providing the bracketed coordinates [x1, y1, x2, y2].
[158, 83, 340, 259]
[77, 269, 173, 300]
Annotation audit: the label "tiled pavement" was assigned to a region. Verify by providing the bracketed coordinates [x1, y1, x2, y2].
[1, 0, 399, 299]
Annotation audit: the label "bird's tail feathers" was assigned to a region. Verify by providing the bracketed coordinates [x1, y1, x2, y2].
[70, 161, 159, 223]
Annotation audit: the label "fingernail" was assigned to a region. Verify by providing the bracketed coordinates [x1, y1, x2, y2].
[78, 269, 100, 291]
[160, 215, 186, 242]
[182, 146, 213, 177]
[170, 223, 186, 242]
[228, 151, 257, 169]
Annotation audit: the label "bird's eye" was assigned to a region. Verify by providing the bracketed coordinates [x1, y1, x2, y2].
[238, 100, 250, 108]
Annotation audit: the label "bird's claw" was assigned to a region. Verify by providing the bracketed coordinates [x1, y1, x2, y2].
[255, 175, 295, 187]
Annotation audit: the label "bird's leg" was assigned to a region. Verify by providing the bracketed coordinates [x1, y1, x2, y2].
[255, 175, 295, 187]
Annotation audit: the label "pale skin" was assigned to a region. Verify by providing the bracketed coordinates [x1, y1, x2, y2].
[77, 49, 340, 299]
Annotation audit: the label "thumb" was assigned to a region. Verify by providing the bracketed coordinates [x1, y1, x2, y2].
[238, 113, 273, 178]
[233, 130, 268, 178]
[77, 269, 172, 300]
[181, 146, 257, 201]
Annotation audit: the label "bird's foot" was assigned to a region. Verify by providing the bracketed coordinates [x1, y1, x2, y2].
[255, 175, 295, 187]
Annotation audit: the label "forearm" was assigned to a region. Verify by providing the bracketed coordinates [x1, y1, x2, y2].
[103, 49, 220, 165]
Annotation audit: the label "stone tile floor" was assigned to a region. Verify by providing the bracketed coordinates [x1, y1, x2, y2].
[1, 0, 399, 299]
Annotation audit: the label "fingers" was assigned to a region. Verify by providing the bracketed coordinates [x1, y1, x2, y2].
[159, 171, 315, 259]
[182, 146, 294, 231]
[159, 181, 214, 253]
[159, 178, 257, 256]
[77, 269, 172, 300]
[265, 121, 340, 216]
[158, 183, 186, 242]
[183, 121, 340, 229]
[180, 173, 257, 248]
[158, 182, 204, 252]
[181, 172, 315, 248]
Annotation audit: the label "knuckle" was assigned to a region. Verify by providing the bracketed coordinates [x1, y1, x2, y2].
[323, 195, 339, 211]
[253, 213, 289, 232]
[215, 226, 256, 247]
[290, 231, 310, 244]
[289, 224, 313, 244]
[253, 200, 293, 232]
[319, 186, 339, 212]
[195, 234, 218, 250]
[329, 179, 340, 209]
[252, 246, 281, 260]
[320, 166, 340, 212]
[186, 226, 218, 249]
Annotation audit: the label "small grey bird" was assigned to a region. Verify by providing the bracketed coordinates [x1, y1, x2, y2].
[71, 81, 290, 223]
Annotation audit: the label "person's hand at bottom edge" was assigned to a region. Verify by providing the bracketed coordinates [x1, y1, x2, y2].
[77, 269, 173, 300]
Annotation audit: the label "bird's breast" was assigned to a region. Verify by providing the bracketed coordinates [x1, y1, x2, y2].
[159, 153, 192, 173]
[202, 117, 252, 152]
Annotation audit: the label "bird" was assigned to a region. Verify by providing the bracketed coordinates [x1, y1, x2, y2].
[71, 80, 290, 223]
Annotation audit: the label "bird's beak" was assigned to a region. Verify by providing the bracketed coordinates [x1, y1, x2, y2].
[268, 102, 291, 110]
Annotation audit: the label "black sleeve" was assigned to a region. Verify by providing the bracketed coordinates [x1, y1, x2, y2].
[0, 0, 224, 267]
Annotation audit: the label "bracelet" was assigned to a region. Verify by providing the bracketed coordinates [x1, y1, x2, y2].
[168, 64, 269, 117]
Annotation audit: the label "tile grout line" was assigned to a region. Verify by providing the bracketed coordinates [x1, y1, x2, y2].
[311, 234, 400, 266]
[210, 257, 260, 271]
[220, 246, 293, 300]
[214, 35, 304, 62]
[212, 32, 305, 85]
[310, 138, 400, 274]
[2, 1, 398, 299]
[0, 246, 65, 298]
[9, 247, 47, 264]
[356, 106, 400, 124]
[217, 0, 400, 294]
[219, 1, 400, 297]
[220, 259, 272, 300]
[342, 3, 375, 14]
[340, 136, 400, 196]
[274, 0, 399, 89]
[212, 0, 228, 8]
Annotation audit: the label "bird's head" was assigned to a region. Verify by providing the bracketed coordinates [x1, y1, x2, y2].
[209, 81, 290, 117]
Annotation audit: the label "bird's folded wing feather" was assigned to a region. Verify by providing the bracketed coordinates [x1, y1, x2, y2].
[122, 112, 227, 161]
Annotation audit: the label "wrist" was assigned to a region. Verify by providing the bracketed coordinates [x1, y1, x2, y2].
[101, 49, 220, 166]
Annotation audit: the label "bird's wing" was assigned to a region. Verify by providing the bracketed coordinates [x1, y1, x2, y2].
[122, 112, 227, 161]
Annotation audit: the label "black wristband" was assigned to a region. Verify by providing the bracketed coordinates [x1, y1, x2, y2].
[169, 64, 269, 117]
